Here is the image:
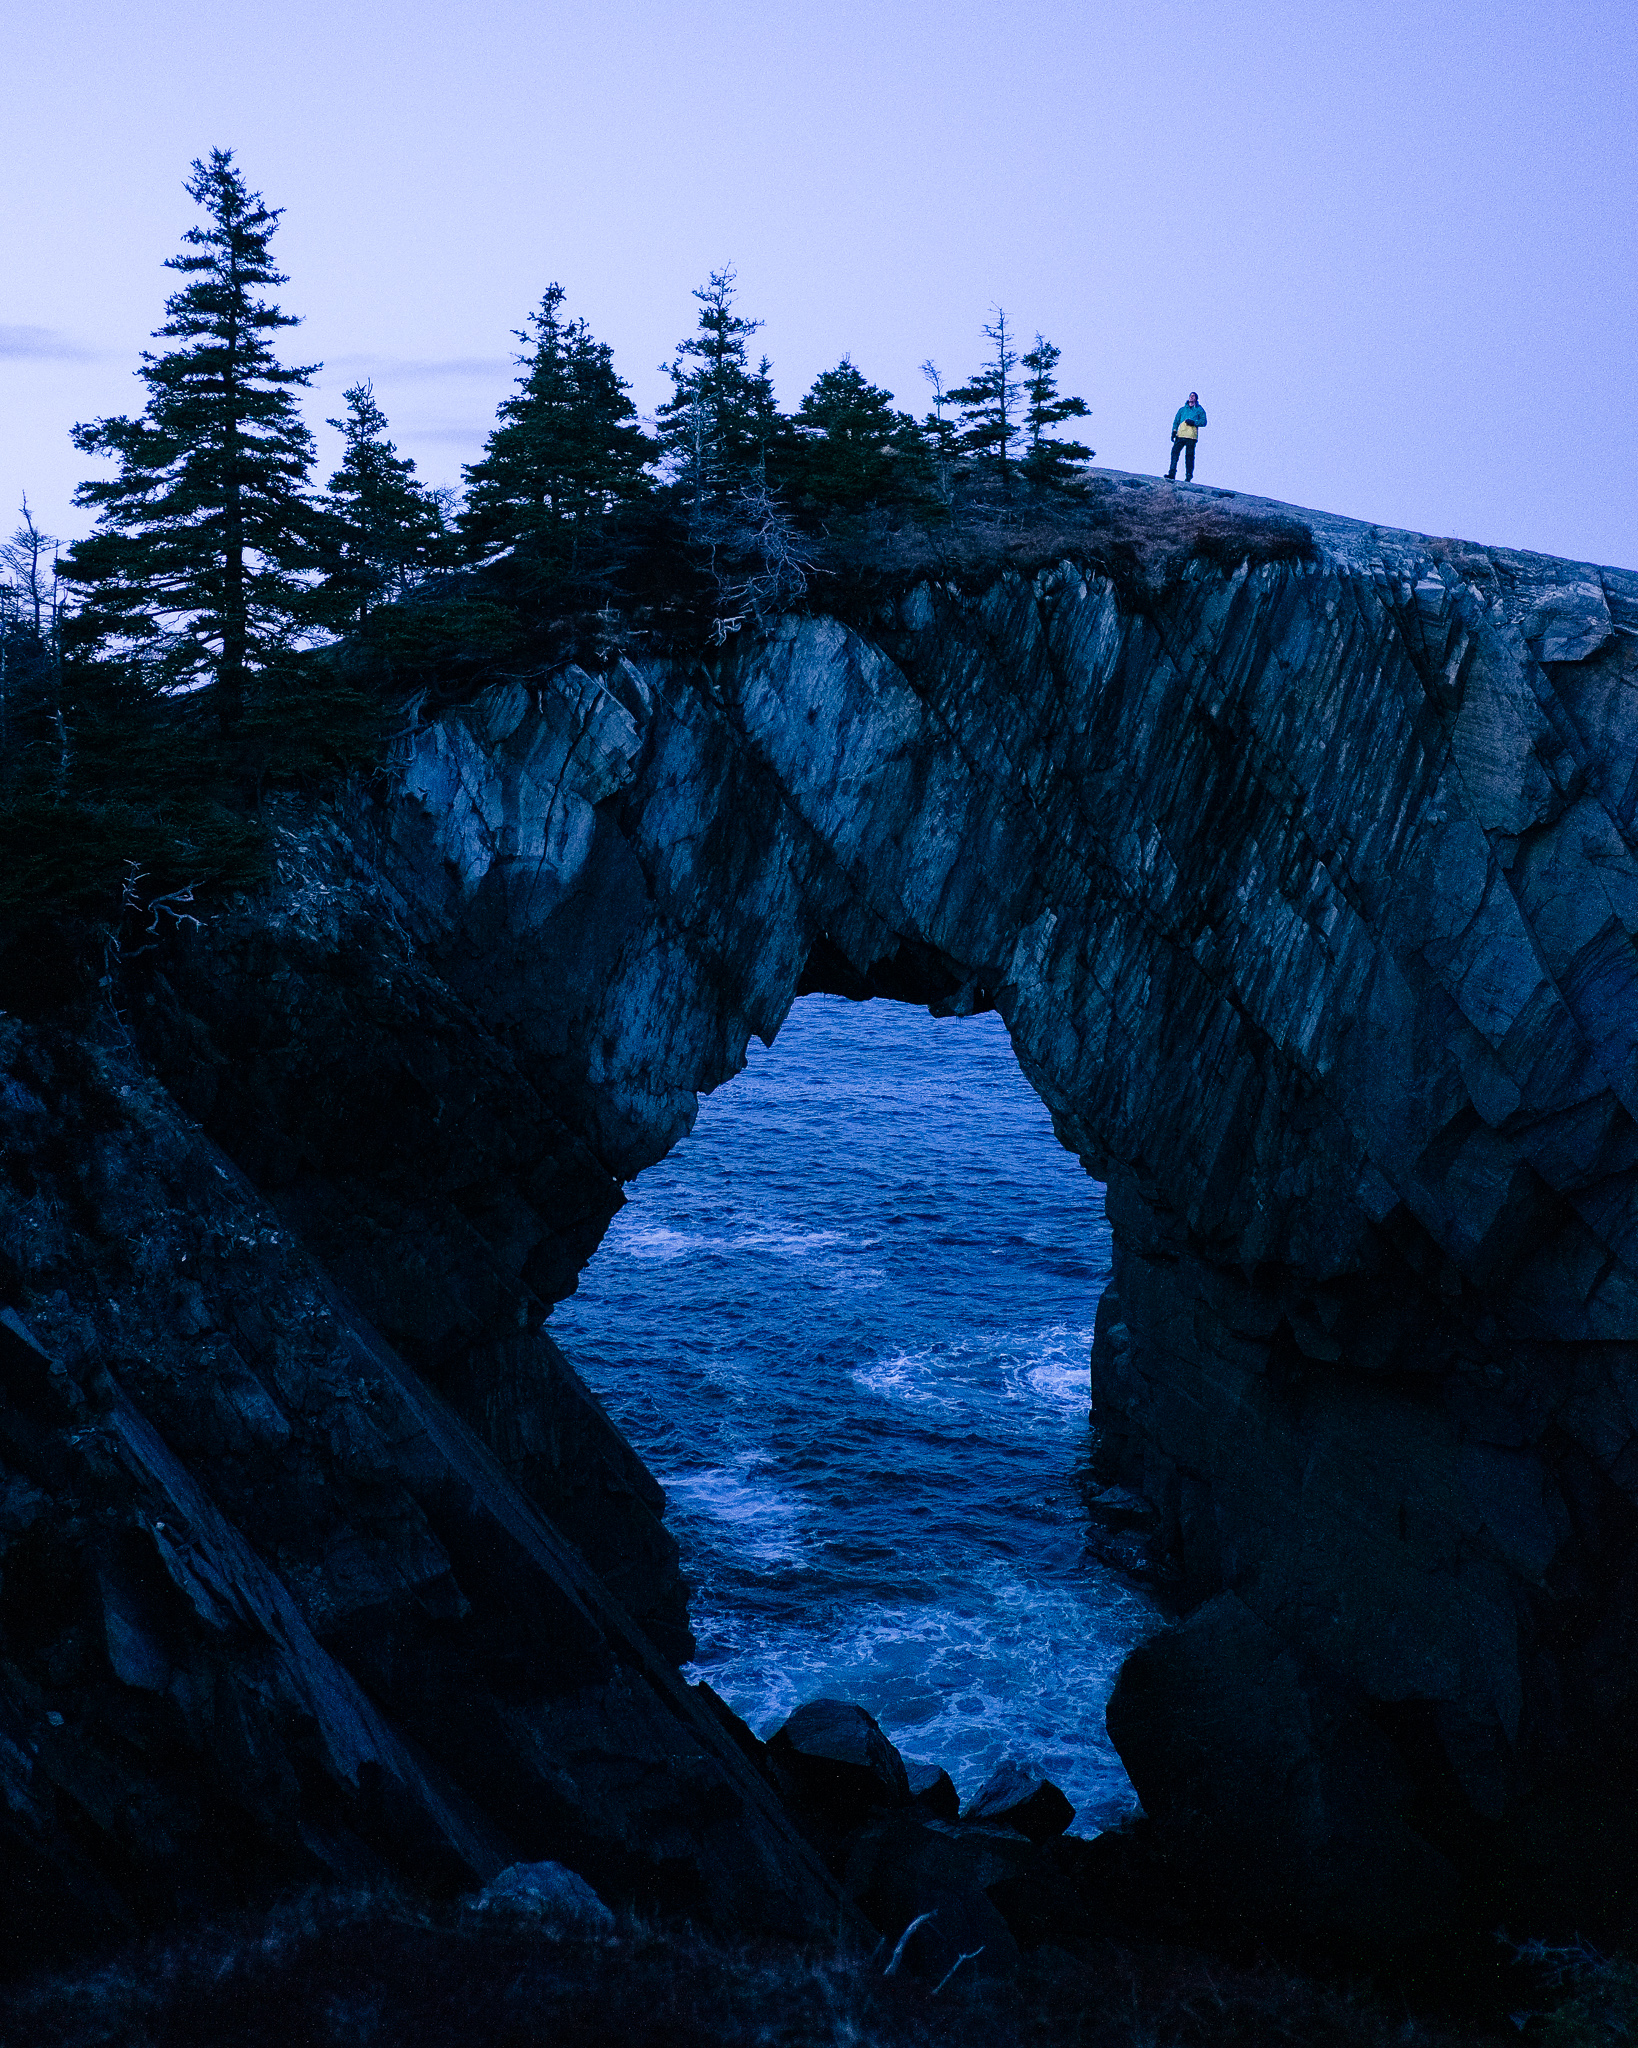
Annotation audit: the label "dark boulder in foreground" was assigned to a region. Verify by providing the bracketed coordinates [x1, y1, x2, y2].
[469, 1861, 615, 1936]
[962, 1760, 1075, 1842]
[904, 1759, 961, 1821]
[846, 1813, 1029, 1981]
[769, 1698, 912, 1825]
[1107, 1594, 1459, 1949]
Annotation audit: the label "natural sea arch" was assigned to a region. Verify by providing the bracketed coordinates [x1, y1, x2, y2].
[382, 491, 1638, 1930]
[549, 991, 1155, 1833]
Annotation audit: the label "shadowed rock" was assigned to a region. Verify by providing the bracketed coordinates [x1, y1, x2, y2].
[961, 1760, 1074, 1842]
[1107, 1594, 1459, 1948]
[471, 1861, 615, 1935]
[768, 1699, 911, 1825]
[850, 1815, 1026, 1982]
[904, 1759, 960, 1821]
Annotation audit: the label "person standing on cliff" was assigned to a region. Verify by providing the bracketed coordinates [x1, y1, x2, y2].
[1167, 393, 1207, 481]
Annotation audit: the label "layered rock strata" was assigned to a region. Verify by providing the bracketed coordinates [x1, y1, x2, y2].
[6, 472, 1638, 1949]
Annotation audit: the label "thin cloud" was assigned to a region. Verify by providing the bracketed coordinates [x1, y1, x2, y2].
[0, 324, 100, 361]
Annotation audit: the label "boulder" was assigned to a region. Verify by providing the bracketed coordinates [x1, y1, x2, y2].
[845, 1812, 1039, 1909]
[846, 1813, 1025, 1982]
[960, 1759, 1074, 1841]
[471, 1861, 615, 1936]
[767, 1699, 910, 1825]
[1106, 1593, 1458, 1949]
[880, 1892, 1019, 1986]
[904, 1759, 960, 1821]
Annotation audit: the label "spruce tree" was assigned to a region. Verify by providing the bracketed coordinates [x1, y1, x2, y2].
[657, 267, 778, 512]
[320, 381, 447, 629]
[946, 309, 1021, 488]
[1020, 335, 1094, 487]
[62, 149, 322, 726]
[782, 358, 905, 509]
[458, 284, 653, 585]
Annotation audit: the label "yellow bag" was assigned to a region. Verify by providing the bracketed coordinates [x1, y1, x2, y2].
[1176, 420, 1198, 442]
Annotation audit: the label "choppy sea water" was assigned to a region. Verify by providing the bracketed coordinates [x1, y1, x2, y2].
[549, 995, 1156, 1833]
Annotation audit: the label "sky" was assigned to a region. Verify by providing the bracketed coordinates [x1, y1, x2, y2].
[4, 0, 1635, 571]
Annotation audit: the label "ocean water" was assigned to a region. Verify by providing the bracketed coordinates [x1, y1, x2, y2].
[549, 995, 1156, 1833]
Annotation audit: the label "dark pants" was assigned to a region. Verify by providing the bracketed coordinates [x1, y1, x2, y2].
[1167, 434, 1196, 481]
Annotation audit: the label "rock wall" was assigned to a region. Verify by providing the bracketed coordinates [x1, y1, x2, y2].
[7, 472, 1638, 1951]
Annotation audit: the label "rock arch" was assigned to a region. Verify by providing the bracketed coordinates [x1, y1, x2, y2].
[377, 495, 1638, 1928]
[18, 481, 1636, 1952]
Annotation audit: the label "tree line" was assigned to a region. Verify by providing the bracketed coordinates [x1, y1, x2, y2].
[3, 149, 1094, 735]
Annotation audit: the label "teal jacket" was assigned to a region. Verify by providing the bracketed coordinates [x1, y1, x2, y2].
[1173, 402, 1207, 432]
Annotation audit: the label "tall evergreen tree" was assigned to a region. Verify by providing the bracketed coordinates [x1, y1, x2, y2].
[657, 267, 778, 512]
[781, 357, 906, 508]
[946, 309, 1020, 487]
[61, 149, 322, 725]
[458, 284, 652, 583]
[320, 381, 447, 629]
[1020, 335, 1094, 486]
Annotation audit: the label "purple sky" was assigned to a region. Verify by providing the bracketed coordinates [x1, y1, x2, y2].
[5, 0, 1635, 569]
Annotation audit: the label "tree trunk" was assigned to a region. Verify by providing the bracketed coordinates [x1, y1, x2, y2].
[219, 288, 246, 731]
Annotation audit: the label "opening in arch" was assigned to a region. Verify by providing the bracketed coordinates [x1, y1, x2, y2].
[550, 993, 1159, 1834]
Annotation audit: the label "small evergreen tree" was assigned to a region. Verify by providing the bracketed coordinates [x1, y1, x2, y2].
[781, 357, 905, 509]
[946, 309, 1020, 488]
[458, 283, 652, 585]
[319, 382, 448, 629]
[1020, 335, 1094, 487]
[657, 267, 778, 512]
[61, 149, 322, 726]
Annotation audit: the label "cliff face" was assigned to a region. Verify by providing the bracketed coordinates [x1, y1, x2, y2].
[7, 473, 1638, 1954]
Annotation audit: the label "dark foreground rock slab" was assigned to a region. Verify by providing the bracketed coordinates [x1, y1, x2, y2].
[0, 1024, 855, 1970]
[846, 1813, 1029, 1981]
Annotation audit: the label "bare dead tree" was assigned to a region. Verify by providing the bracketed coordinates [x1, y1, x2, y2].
[703, 484, 822, 644]
[920, 360, 957, 504]
[0, 497, 66, 770]
[0, 497, 59, 638]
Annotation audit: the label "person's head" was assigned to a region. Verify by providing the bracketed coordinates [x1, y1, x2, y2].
[1188, 391, 1198, 403]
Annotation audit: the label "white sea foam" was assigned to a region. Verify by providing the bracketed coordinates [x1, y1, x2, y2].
[997, 1325, 1096, 1411]
[607, 1219, 867, 1269]
[852, 1348, 962, 1413]
[687, 1557, 1155, 1831]
[855, 1326, 1093, 1421]
[666, 1459, 808, 1563]
[723, 1225, 849, 1255]
[613, 1223, 707, 1264]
